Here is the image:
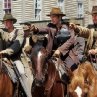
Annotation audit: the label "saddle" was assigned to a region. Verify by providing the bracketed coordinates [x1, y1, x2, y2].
[1, 58, 18, 83]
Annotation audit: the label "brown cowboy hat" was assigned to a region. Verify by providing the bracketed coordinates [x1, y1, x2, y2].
[47, 7, 66, 16]
[1, 13, 17, 24]
[86, 6, 97, 15]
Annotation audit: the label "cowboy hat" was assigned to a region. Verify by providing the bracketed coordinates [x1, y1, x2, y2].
[23, 25, 30, 31]
[2, 13, 17, 24]
[86, 6, 97, 15]
[47, 7, 66, 16]
[20, 21, 31, 31]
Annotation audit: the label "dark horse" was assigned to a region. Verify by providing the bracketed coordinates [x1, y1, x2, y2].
[31, 41, 67, 97]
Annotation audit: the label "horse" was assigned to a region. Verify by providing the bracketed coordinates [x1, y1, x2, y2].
[68, 61, 97, 97]
[0, 37, 14, 97]
[0, 56, 14, 97]
[0, 38, 26, 97]
[31, 41, 67, 97]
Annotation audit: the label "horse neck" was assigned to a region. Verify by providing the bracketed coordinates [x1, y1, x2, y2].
[45, 60, 57, 91]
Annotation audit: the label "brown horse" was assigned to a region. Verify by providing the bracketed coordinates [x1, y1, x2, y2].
[0, 38, 14, 97]
[68, 61, 97, 97]
[0, 38, 27, 97]
[0, 57, 14, 97]
[0, 57, 28, 97]
[31, 42, 67, 97]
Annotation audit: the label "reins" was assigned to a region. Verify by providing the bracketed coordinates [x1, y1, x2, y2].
[0, 54, 3, 72]
[89, 54, 97, 64]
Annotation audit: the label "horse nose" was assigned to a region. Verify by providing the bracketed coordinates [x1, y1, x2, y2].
[34, 77, 45, 86]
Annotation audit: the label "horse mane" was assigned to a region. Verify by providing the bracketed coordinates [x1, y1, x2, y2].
[44, 59, 57, 91]
[68, 61, 97, 97]
[31, 41, 45, 57]
[68, 63, 90, 96]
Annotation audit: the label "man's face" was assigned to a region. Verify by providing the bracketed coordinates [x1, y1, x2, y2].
[3, 20, 13, 29]
[92, 14, 97, 24]
[50, 15, 61, 25]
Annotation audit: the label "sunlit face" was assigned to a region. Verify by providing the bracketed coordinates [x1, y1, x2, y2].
[50, 15, 62, 25]
[92, 13, 97, 24]
[3, 19, 13, 29]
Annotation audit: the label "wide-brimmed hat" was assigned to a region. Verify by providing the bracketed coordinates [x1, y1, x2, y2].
[23, 25, 30, 31]
[20, 21, 31, 31]
[2, 13, 17, 24]
[47, 7, 66, 16]
[92, 6, 97, 14]
[86, 6, 97, 15]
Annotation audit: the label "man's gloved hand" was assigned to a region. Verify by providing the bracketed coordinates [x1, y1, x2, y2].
[88, 49, 97, 55]
[93, 31, 97, 38]
[69, 23, 77, 29]
[53, 50, 61, 58]
[30, 25, 39, 33]
[23, 45, 32, 53]
[0, 50, 7, 54]
[0, 49, 13, 56]
[0, 50, 7, 56]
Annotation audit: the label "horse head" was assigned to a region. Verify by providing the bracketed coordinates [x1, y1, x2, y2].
[31, 41, 48, 86]
[68, 64, 89, 97]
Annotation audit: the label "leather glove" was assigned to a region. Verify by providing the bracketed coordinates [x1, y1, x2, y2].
[0, 49, 14, 56]
[93, 31, 97, 38]
[0, 50, 8, 57]
[23, 45, 32, 53]
[30, 25, 39, 33]
[0, 50, 7, 54]
[69, 23, 77, 29]
[53, 50, 61, 58]
[88, 49, 97, 55]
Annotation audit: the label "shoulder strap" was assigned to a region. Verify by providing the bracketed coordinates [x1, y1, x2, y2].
[12, 29, 19, 40]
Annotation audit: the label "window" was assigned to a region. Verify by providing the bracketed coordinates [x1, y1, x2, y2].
[34, 0, 42, 20]
[3, 0, 11, 13]
[77, 1, 84, 18]
[57, 0, 64, 12]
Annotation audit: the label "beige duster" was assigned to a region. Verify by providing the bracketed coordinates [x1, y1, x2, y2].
[75, 26, 97, 53]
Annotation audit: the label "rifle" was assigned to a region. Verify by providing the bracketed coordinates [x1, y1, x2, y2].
[10, 60, 29, 97]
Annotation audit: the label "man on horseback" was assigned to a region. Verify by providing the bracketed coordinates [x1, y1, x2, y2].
[70, 6, 97, 70]
[29, 7, 85, 78]
[0, 13, 32, 97]
[45, 7, 85, 71]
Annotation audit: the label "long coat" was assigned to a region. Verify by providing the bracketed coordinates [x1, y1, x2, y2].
[38, 23, 85, 69]
[75, 24, 97, 54]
